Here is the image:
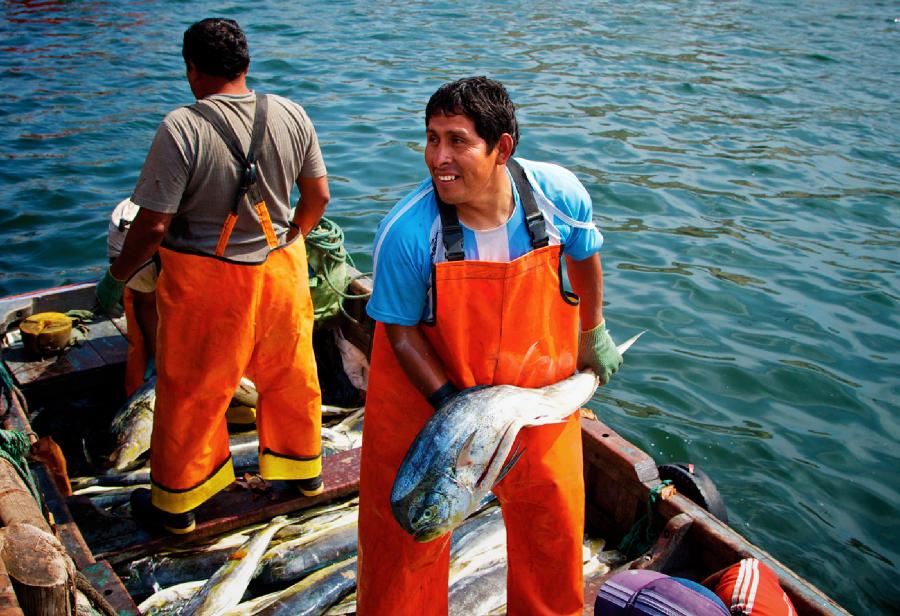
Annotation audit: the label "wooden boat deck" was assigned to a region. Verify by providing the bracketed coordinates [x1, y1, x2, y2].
[0, 279, 850, 616]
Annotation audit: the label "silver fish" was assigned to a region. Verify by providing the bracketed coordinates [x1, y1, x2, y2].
[448, 560, 507, 616]
[178, 516, 290, 616]
[255, 522, 357, 587]
[322, 593, 356, 616]
[391, 332, 642, 542]
[122, 500, 358, 599]
[138, 580, 206, 616]
[107, 376, 156, 472]
[391, 371, 599, 542]
[121, 536, 254, 601]
[253, 557, 357, 616]
[321, 407, 364, 454]
[232, 377, 259, 408]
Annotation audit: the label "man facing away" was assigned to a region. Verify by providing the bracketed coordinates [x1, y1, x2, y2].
[96, 17, 330, 534]
[357, 76, 623, 615]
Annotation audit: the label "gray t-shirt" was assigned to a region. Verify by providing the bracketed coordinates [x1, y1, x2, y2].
[132, 92, 326, 262]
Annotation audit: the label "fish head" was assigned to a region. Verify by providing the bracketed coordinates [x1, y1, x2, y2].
[391, 471, 472, 543]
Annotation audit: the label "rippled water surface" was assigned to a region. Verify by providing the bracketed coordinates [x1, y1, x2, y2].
[1, 1, 898, 613]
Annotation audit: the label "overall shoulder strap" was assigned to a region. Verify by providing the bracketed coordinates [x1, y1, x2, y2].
[507, 158, 549, 249]
[435, 187, 465, 262]
[187, 94, 269, 211]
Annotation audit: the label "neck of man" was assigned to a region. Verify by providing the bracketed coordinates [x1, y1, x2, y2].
[454, 169, 514, 230]
[191, 71, 251, 99]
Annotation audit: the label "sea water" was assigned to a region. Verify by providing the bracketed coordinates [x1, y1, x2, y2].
[1, 2, 898, 613]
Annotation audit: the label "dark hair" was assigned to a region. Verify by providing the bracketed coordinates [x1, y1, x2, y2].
[182, 18, 250, 80]
[425, 76, 519, 154]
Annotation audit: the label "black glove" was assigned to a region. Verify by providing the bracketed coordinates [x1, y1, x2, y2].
[426, 381, 459, 409]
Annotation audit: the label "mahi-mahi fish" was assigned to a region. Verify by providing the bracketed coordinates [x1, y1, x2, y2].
[391, 331, 643, 542]
[177, 516, 290, 616]
[107, 376, 156, 472]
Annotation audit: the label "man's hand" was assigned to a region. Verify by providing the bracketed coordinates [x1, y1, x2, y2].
[426, 381, 488, 410]
[95, 268, 126, 316]
[577, 320, 623, 385]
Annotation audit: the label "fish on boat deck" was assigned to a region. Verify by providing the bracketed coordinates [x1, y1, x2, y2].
[174, 516, 289, 616]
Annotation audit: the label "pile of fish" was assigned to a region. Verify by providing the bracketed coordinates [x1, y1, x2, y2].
[70, 337, 644, 615]
[71, 377, 365, 509]
[127, 494, 626, 616]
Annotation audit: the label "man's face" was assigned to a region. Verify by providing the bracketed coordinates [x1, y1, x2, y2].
[425, 112, 502, 208]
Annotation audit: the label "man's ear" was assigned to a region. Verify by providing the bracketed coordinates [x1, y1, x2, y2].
[495, 133, 515, 166]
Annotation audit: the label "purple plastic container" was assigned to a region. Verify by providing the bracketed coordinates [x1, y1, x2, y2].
[595, 570, 730, 616]
[595, 570, 667, 616]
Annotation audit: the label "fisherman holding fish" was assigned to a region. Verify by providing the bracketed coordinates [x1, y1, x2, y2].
[357, 76, 623, 615]
[96, 18, 329, 534]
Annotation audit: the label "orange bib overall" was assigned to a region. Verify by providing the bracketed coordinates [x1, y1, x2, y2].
[122, 289, 147, 398]
[357, 243, 586, 616]
[149, 239, 322, 513]
[147, 94, 323, 514]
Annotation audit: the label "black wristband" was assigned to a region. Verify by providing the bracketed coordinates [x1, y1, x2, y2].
[426, 381, 459, 409]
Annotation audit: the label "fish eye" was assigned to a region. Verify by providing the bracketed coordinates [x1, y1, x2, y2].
[421, 505, 436, 520]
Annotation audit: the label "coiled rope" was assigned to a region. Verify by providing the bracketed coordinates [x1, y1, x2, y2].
[0, 429, 41, 505]
[305, 217, 371, 322]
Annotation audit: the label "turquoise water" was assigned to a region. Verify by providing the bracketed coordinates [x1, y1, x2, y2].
[1, 1, 898, 613]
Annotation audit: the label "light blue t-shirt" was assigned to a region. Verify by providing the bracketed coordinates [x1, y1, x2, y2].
[368, 157, 603, 326]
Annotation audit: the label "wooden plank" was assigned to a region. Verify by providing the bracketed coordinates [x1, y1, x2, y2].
[31, 463, 96, 570]
[108, 314, 128, 338]
[4, 338, 106, 388]
[79, 561, 140, 615]
[83, 319, 128, 366]
[3, 316, 127, 388]
[74, 448, 361, 565]
[581, 417, 660, 540]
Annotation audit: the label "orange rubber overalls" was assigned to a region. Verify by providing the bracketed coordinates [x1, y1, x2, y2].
[122, 289, 148, 397]
[147, 94, 322, 514]
[358, 163, 586, 615]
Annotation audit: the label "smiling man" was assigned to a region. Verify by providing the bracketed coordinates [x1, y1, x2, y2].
[357, 76, 624, 615]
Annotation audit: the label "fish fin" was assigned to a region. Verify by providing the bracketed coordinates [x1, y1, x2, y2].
[492, 443, 525, 486]
[455, 431, 479, 470]
[475, 421, 523, 489]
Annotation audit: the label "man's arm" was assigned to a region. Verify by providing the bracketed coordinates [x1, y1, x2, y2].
[109, 208, 173, 281]
[96, 207, 172, 316]
[566, 252, 622, 384]
[565, 252, 603, 330]
[289, 175, 330, 239]
[384, 323, 455, 407]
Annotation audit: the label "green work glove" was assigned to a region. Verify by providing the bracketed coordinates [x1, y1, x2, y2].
[95, 268, 126, 316]
[577, 320, 623, 385]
